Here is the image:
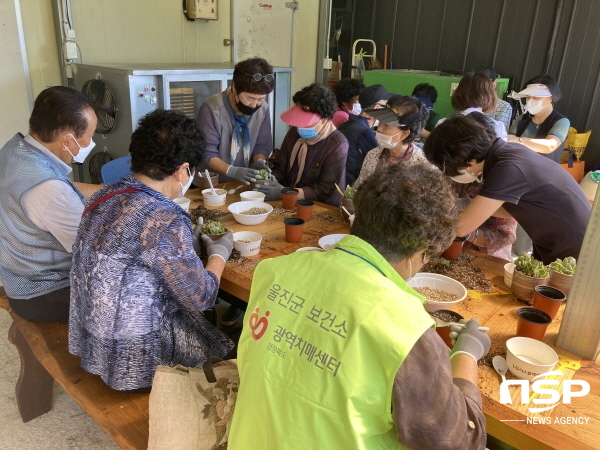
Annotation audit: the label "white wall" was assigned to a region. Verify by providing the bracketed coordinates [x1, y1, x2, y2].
[0, 0, 33, 143]
[291, 0, 320, 95]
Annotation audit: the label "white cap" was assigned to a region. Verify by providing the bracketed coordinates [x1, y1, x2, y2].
[513, 84, 552, 98]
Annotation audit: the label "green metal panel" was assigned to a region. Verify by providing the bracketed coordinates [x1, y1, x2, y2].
[363, 70, 509, 119]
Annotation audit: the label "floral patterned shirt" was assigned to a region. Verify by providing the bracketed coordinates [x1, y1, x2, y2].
[69, 176, 233, 390]
[354, 143, 427, 188]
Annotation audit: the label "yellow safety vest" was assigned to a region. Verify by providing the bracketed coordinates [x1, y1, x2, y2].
[229, 235, 435, 450]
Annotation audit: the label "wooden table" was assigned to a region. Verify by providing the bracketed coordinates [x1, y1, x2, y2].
[187, 184, 600, 450]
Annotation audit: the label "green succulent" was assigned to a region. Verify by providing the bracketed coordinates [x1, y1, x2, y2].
[515, 254, 548, 278]
[550, 257, 576, 275]
[257, 169, 270, 180]
[343, 185, 357, 199]
[202, 220, 227, 235]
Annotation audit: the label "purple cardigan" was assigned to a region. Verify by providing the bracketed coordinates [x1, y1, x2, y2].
[272, 128, 348, 207]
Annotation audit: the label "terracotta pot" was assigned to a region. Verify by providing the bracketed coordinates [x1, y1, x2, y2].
[516, 307, 552, 341]
[532, 285, 566, 320]
[340, 198, 355, 222]
[442, 241, 465, 259]
[283, 217, 304, 243]
[295, 199, 314, 222]
[281, 188, 299, 210]
[548, 268, 573, 300]
[430, 310, 464, 349]
[511, 270, 549, 305]
[194, 171, 219, 191]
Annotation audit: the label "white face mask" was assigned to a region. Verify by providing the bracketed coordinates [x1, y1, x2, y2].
[449, 169, 483, 184]
[351, 102, 362, 115]
[375, 130, 402, 149]
[178, 167, 193, 198]
[526, 98, 546, 115]
[64, 134, 95, 164]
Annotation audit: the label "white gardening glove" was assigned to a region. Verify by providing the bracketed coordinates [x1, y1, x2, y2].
[449, 318, 491, 363]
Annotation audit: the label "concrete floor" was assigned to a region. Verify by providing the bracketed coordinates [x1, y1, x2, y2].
[0, 308, 119, 450]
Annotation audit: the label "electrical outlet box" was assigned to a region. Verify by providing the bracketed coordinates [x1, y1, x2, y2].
[185, 0, 218, 20]
[65, 42, 78, 60]
[66, 29, 76, 40]
[324, 58, 333, 70]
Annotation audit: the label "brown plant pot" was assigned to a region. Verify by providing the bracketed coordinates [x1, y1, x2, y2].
[340, 198, 355, 222]
[281, 188, 299, 210]
[295, 199, 314, 222]
[283, 217, 304, 243]
[532, 285, 566, 320]
[511, 270, 549, 305]
[194, 171, 219, 191]
[548, 269, 573, 300]
[430, 310, 464, 349]
[442, 241, 464, 259]
[252, 179, 270, 190]
[516, 307, 552, 341]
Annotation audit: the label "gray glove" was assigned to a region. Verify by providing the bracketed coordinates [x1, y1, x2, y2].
[449, 318, 491, 362]
[255, 181, 283, 201]
[226, 165, 259, 185]
[201, 229, 233, 263]
[192, 218, 204, 254]
[250, 158, 272, 175]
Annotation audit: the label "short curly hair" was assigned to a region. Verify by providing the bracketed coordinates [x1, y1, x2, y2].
[129, 109, 206, 181]
[233, 58, 275, 95]
[332, 78, 365, 106]
[351, 162, 458, 262]
[451, 72, 497, 114]
[29, 86, 94, 143]
[292, 83, 337, 119]
[387, 95, 429, 144]
[423, 113, 496, 177]
[411, 83, 438, 103]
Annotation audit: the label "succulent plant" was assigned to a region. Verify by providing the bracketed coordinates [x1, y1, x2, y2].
[515, 254, 548, 278]
[202, 220, 227, 235]
[550, 257, 576, 275]
[343, 185, 357, 199]
[257, 169, 270, 180]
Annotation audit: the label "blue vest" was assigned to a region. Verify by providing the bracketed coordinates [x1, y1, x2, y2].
[0, 134, 84, 298]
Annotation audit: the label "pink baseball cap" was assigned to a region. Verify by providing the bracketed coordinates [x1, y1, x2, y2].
[280, 104, 322, 127]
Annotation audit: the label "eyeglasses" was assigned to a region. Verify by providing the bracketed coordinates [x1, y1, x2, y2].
[250, 73, 274, 82]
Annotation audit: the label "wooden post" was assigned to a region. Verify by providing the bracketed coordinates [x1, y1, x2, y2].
[556, 189, 600, 360]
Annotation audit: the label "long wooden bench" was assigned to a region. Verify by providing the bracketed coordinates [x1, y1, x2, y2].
[0, 291, 150, 450]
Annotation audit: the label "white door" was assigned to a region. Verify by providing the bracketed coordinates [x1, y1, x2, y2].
[232, 0, 295, 66]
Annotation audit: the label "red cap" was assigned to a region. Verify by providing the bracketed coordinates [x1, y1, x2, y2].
[280, 104, 322, 127]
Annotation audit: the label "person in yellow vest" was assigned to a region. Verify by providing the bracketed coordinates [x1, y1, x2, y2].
[229, 162, 490, 449]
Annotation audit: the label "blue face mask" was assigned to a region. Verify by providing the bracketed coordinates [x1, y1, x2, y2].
[297, 127, 319, 139]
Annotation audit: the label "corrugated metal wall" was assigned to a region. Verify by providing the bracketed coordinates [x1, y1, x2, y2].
[344, 0, 600, 167]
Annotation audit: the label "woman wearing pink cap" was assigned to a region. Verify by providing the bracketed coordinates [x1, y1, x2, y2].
[256, 83, 349, 206]
[507, 74, 570, 163]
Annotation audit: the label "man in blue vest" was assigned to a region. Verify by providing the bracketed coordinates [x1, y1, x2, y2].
[0, 86, 101, 321]
[230, 162, 490, 449]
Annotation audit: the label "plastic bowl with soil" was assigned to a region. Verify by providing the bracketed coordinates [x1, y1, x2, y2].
[408, 273, 468, 312]
[228, 201, 273, 225]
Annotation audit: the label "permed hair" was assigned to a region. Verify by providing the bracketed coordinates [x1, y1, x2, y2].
[332, 78, 365, 106]
[411, 83, 438, 104]
[233, 57, 275, 95]
[29, 86, 94, 143]
[387, 95, 429, 144]
[451, 72, 497, 114]
[292, 83, 337, 119]
[129, 109, 206, 181]
[523, 74, 562, 103]
[423, 113, 496, 177]
[351, 162, 458, 262]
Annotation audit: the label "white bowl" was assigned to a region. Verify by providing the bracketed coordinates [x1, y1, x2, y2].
[408, 273, 468, 312]
[174, 197, 191, 213]
[240, 191, 266, 202]
[228, 201, 273, 225]
[202, 188, 227, 206]
[506, 337, 559, 381]
[504, 262, 515, 289]
[233, 231, 262, 256]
